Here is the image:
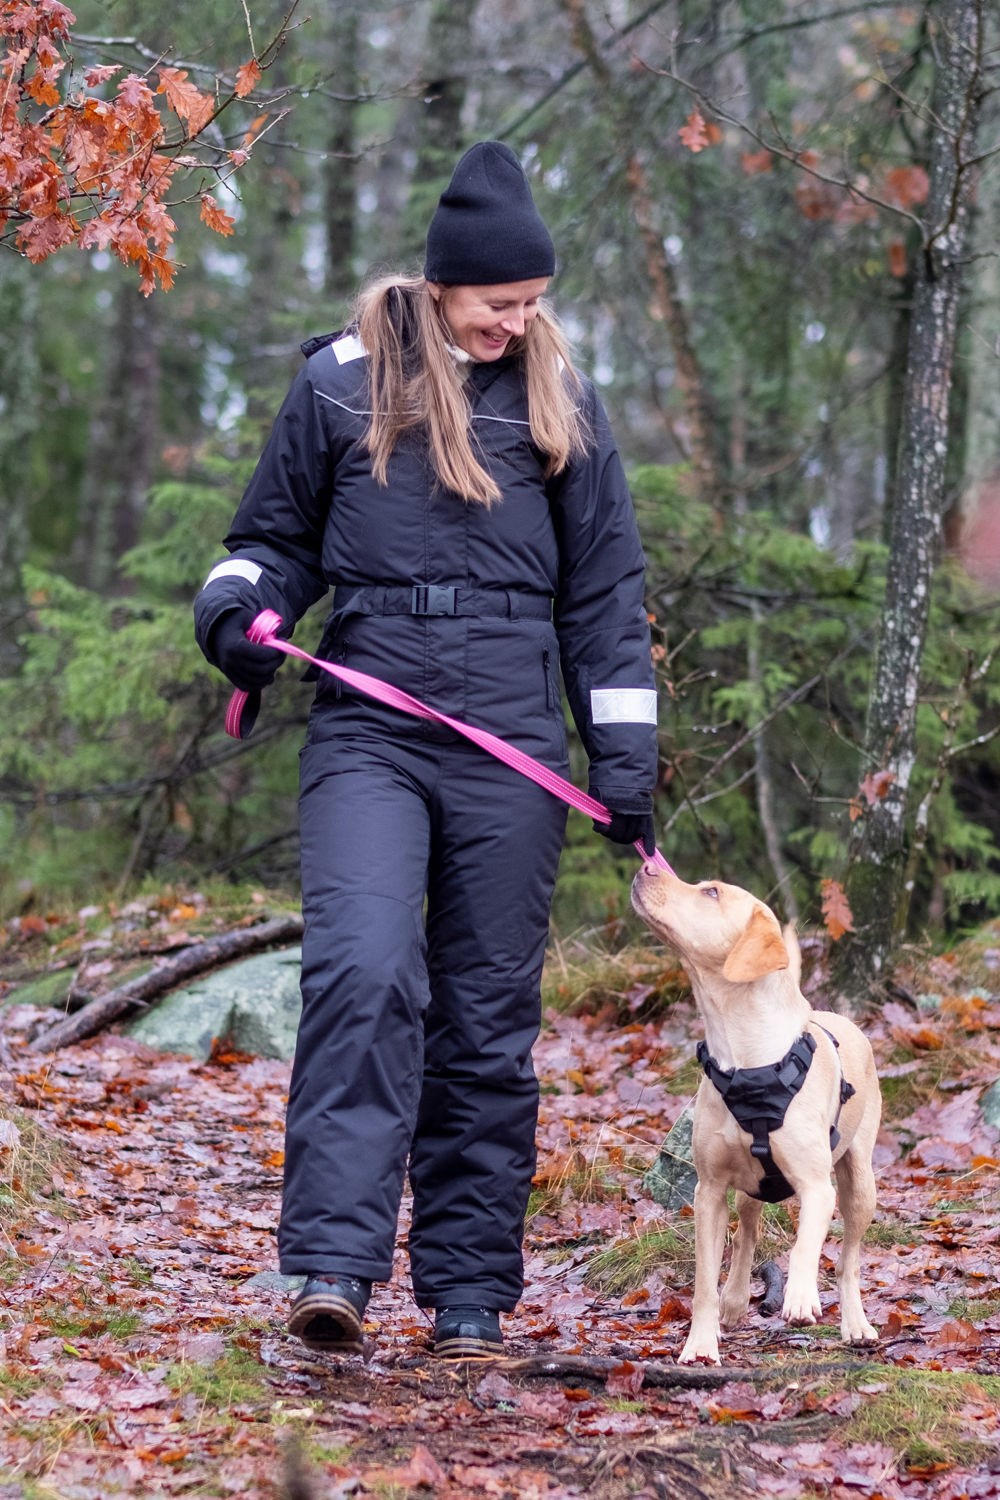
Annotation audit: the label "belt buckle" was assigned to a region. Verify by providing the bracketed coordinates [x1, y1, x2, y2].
[411, 584, 457, 616]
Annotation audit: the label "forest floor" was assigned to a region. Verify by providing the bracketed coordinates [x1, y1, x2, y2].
[1, 896, 999, 1499]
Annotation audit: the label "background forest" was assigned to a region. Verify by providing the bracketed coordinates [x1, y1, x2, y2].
[2, 0, 999, 976]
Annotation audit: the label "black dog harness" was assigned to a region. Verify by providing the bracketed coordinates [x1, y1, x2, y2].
[696, 1027, 856, 1203]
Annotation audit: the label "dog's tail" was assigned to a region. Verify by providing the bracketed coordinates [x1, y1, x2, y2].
[782, 923, 802, 991]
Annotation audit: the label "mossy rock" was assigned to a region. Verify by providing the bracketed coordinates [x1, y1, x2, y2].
[126, 946, 303, 1060]
[2, 969, 76, 1010]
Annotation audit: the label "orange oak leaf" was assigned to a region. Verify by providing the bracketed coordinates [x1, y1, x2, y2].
[888, 238, 908, 277]
[859, 769, 895, 807]
[84, 63, 121, 88]
[199, 193, 235, 236]
[741, 149, 773, 175]
[883, 164, 929, 209]
[234, 58, 261, 98]
[821, 878, 854, 941]
[679, 110, 721, 153]
[241, 112, 269, 149]
[156, 67, 215, 136]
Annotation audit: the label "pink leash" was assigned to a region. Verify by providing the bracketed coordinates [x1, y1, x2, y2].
[225, 608, 672, 871]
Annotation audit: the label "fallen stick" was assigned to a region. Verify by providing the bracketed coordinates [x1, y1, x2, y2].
[461, 1352, 880, 1388]
[28, 914, 304, 1053]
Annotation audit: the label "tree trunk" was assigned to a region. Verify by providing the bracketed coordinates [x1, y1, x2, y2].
[398, 0, 479, 265]
[562, 0, 726, 512]
[71, 282, 160, 595]
[835, 0, 984, 997]
[0, 260, 38, 672]
[321, 4, 360, 314]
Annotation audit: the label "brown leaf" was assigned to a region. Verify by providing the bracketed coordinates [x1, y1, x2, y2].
[678, 110, 720, 153]
[389, 1444, 447, 1488]
[606, 1358, 645, 1396]
[883, 165, 930, 208]
[821, 878, 854, 941]
[858, 768, 895, 807]
[234, 58, 262, 98]
[156, 67, 215, 135]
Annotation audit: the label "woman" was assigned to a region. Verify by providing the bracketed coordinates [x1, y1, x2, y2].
[194, 141, 658, 1358]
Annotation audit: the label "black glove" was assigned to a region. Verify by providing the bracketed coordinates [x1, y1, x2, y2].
[594, 810, 656, 857]
[207, 610, 286, 692]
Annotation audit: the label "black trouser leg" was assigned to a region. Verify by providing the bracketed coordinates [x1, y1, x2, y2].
[278, 736, 432, 1280]
[407, 744, 567, 1310]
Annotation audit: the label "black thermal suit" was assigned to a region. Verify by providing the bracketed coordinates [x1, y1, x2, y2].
[194, 331, 658, 1310]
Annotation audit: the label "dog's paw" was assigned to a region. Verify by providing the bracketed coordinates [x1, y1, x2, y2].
[719, 1293, 749, 1330]
[841, 1314, 879, 1345]
[782, 1283, 821, 1325]
[678, 1325, 721, 1365]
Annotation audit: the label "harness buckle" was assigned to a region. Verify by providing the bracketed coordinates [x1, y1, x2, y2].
[411, 584, 457, 616]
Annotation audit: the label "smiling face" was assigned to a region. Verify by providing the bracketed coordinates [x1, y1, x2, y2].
[428, 278, 550, 361]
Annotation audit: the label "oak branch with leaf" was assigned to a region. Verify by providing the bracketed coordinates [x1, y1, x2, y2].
[0, 0, 299, 293]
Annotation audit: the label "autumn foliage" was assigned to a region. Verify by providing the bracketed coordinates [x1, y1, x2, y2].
[0, 0, 272, 292]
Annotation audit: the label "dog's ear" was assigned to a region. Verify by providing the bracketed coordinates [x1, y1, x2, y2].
[723, 907, 790, 983]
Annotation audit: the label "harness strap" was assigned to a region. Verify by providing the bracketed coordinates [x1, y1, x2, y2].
[697, 1035, 817, 1203]
[811, 1023, 857, 1152]
[697, 1025, 858, 1203]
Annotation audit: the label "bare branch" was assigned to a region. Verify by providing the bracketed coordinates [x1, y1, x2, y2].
[634, 54, 928, 237]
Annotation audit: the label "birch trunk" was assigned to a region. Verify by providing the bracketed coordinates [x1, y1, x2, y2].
[836, 0, 984, 997]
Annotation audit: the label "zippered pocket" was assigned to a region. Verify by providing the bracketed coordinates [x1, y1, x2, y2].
[333, 637, 350, 699]
[543, 647, 557, 711]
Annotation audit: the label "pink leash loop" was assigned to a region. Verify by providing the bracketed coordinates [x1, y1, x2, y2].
[228, 609, 672, 871]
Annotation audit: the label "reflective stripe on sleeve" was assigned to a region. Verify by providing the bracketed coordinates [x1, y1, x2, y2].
[204, 559, 263, 587]
[590, 687, 658, 725]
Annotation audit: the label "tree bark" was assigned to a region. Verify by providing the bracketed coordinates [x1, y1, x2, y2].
[835, 0, 984, 997]
[0, 261, 39, 672]
[70, 282, 160, 595]
[29, 914, 304, 1053]
[562, 0, 726, 512]
[321, 4, 360, 313]
[398, 0, 478, 265]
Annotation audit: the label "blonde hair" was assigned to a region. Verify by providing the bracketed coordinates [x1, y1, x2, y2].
[355, 274, 588, 506]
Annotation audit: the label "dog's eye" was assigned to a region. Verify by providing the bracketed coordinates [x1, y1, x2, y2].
[701, 885, 720, 900]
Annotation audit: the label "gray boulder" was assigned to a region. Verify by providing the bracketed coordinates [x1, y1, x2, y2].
[126, 946, 302, 1060]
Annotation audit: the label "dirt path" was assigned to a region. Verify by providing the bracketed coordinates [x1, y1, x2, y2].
[2, 929, 1000, 1498]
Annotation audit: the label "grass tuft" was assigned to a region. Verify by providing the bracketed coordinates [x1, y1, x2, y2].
[583, 1224, 696, 1295]
[846, 1367, 1000, 1471]
[166, 1341, 269, 1414]
[0, 1107, 68, 1238]
[542, 936, 689, 1021]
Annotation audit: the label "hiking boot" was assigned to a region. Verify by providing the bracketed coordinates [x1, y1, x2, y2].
[433, 1305, 503, 1359]
[287, 1274, 370, 1352]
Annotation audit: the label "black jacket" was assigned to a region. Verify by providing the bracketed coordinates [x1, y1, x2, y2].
[194, 333, 657, 813]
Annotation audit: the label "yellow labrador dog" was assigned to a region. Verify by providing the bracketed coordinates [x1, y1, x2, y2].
[631, 863, 881, 1365]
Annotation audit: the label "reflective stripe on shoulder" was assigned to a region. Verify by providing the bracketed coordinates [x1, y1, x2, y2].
[204, 558, 263, 587]
[332, 333, 366, 364]
[591, 687, 658, 725]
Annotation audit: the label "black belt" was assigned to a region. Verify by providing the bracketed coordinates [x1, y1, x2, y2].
[333, 584, 552, 621]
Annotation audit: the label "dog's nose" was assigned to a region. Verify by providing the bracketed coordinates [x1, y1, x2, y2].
[642, 859, 661, 876]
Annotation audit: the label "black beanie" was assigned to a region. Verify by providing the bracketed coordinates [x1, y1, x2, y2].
[423, 141, 556, 286]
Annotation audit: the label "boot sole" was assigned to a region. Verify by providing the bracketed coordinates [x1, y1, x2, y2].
[434, 1334, 503, 1359]
[288, 1289, 364, 1352]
